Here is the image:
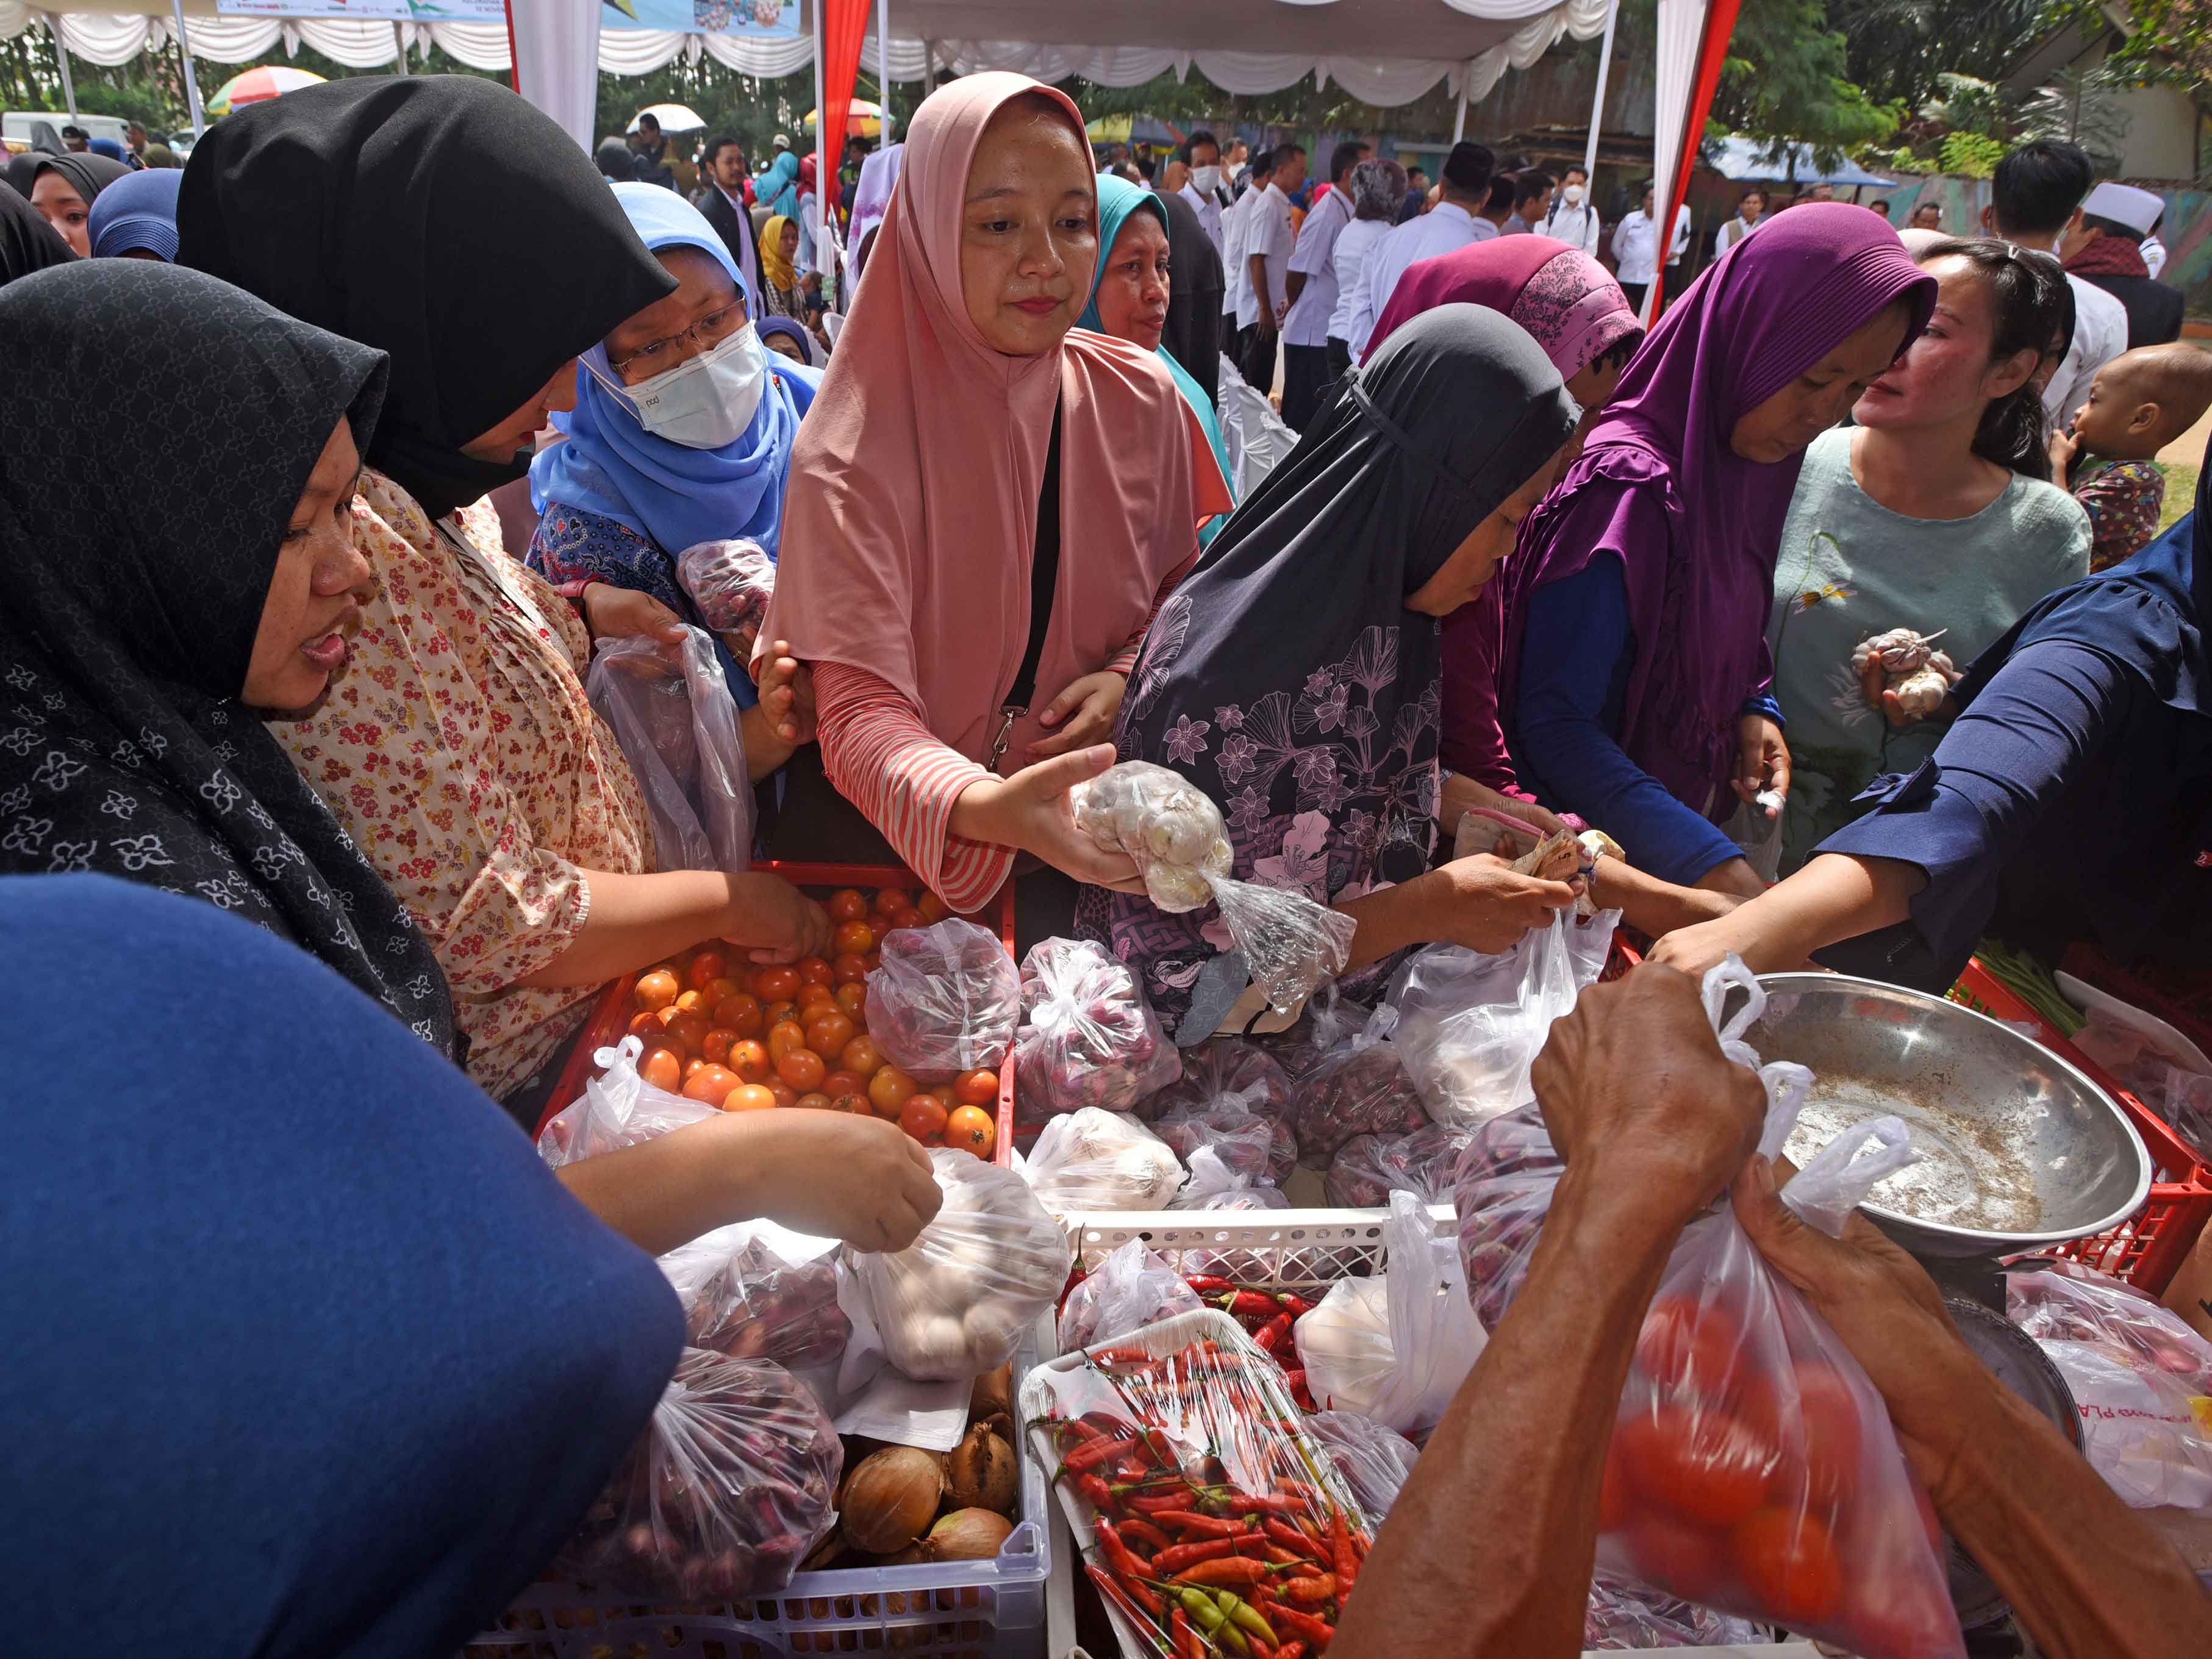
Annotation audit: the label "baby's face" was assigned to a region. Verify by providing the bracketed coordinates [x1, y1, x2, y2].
[2071, 366, 2148, 457]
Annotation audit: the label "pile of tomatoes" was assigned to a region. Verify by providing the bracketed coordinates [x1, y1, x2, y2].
[622, 885, 1000, 1159]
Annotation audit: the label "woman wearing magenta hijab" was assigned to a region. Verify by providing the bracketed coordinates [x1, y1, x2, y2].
[1494, 204, 1936, 897]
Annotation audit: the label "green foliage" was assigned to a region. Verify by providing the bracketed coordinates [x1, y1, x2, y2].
[1939, 129, 2008, 176]
[1918, 71, 2010, 138]
[1708, 0, 1902, 165]
[2014, 63, 2134, 172]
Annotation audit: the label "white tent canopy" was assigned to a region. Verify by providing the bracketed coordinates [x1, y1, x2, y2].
[0, 0, 1612, 108]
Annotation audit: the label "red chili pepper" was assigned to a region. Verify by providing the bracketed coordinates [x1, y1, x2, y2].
[1065, 1435, 1131, 1473]
[1283, 1574, 1336, 1605]
[1275, 1643, 1305, 1659]
[1173, 1556, 1271, 1588]
[1150, 1536, 1237, 1575]
[1275, 1292, 1317, 1318]
[1226, 1494, 1299, 1516]
[1086, 1559, 1165, 1625]
[1129, 1492, 1199, 1514]
[1267, 1602, 1334, 1650]
[1121, 1517, 1173, 1552]
[1330, 1510, 1358, 1595]
[1262, 1544, 1306, 1568]
[1072, 1471, 1115, 1511]
[1252, 1312, 1293, 1355]
[1098, 1523, 1165, 1613]
[1173, 1605, 1201, 1659]
[1057, 1417, 1108, 1442]
[1185, 1274, 1234, 1295]
[1219, 1290, 1280, 1318]
[1264, 1520, 1326, 1561]
[1154, 1510, 1244, 1538]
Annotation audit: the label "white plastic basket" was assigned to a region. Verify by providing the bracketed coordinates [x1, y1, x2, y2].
[467, 1328, 1053, 1659]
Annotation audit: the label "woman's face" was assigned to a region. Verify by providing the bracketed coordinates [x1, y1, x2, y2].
[1853, 256, 2035, 434]
[603, 246, 743, 387]
[764, 331, 807, 363]
[244, 417, 371, 712]
[1562, 356, 1624, 457]
[29, 170, 90, 257]
[459, 359, 579, 464]
[1728, 300, 1911, 463]
[1092, 212, 1171, 353]
[779, 221, 799, 263]
[960, 98, 1097, 356]
[1406, 445, 1569, 617]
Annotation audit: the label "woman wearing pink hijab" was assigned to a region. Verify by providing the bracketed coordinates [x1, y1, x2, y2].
[760, 74, 1231, 915]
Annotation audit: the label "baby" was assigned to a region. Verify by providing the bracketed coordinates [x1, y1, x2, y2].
[2051, 342, 2212, 571]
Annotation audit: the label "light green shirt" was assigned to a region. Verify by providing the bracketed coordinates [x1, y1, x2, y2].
[1764, 428, 2091, 871]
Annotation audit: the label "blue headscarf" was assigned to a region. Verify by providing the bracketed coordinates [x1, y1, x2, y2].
[87, 165, 181, 260]
[532, 182, 820, 564]
[87, 136, 126, 161]
[760, 149, 801, 221]
[1079, 173, 1235, 546]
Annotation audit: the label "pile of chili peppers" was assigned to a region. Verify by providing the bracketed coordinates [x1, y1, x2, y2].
[1183, 1277, 1319, 1412]
[1032, 1329, 1370, 1658]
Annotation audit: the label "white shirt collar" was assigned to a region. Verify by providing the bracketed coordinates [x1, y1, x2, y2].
[1426, 201, 1473, 229]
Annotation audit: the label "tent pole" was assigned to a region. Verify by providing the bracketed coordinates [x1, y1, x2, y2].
[42, 15, 77, 121]
[170, 0, 205, 137]
[393, 21, 409, 73]
[1451, 77, 1468, 144]
[1582, 0, 1617, 183]
[877, 0, 891, 139]
[812, 0, 828, 298]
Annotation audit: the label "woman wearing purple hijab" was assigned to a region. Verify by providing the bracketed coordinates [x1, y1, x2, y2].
[1494, 204, 1935, 895]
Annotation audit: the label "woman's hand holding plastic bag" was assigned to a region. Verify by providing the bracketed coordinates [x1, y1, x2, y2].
[586, 626, 755, 874]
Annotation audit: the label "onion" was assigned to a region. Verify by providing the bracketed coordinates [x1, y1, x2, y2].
[970, 1360, 1013, 1425]
[839, 1446, 946, 1554]
[925, 1507, 1014, 1561]
[945, 1421, 1019, 1515]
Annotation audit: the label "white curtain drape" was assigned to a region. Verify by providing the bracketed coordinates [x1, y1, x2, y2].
[510, 0, 602, 151]
[1648, 0, 1707, 318]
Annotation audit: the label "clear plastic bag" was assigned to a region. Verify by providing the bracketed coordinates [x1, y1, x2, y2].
[556, 1348, 843, 1599]
[1386, 909, 1621, 1133]
[1583, 1575, 1768, 1650]
[1456, 959, 1964, 1657]
[1012, 937, 1182, 1117]
[2005, 1260, 2212, 1393]
[850, 1148, 1071, 1380]
[1070, 759, 1357, 1016]
[660, 1225, 851, 1370]
[1323, 1123, 1475, 1208]
[536, 1035, 717, 1170]
[1292, 1192, 1487, 1435]
[585, 626, 756, 875]
[1305, 1410, 1422, 1526]
[1151, 1095, 1296, 1186]
[1259, 986, 1364, 1081]
[674, 537, 776, 648]
[1022, 1106, 1187, 1214]
[1167, 1145, 1292, 1280]
[1139, 1034, 1292, 1123]
[1056, 1238, 1202, 1352]
[2071, 1012, 2212, 1164]
[865, 917, 1020, 1078]
[1293, 1005, 1429, 1159]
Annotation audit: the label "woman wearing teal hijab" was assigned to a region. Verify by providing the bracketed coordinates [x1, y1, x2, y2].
[1081, 173, 1236, 546]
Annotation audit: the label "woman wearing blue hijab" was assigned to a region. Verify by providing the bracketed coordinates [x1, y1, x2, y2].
[1081, 172, 1235, 546]
[87, 164, 181, 260]
[759, 148, 801, 221]
[529, 183, 820, 755]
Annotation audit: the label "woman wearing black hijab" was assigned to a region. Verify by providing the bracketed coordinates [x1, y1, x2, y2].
[0, 181, 76, 285]
[1079, 305, 1587, 1031]
[1159, 184, 1225, 412]
[0, 259, 456, 1052]
[11, 149, 127, 257]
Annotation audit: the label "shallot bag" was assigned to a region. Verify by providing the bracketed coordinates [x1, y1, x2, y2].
[1293, 1004, 1428, 1159]
[1167, 1146, 1292, 1281]
[1056, 1238, 1202, 1352]
[1292, 1191, 1487, 1436]
[1453, 959, 1964, 1658]
[586, 626, 754, 874]
[556, 1348, 843, 1600]
[1151, 1094, 1296, 1186]
[674, 537, 776, 649]
[537, 1036, 717, 1170]
[1012, 937, 1181, 1117]
[660, 1225, 852, 1370]
[865, 918, 1020, 1077]
[1139, 1033, 1293, 1122]
[1323, 1123, 1474, 1209]
[1584, 1575, 1766, 1650]
[1070, 759, 1358, 1016]
[1385, 908, 1620, 1133]
[849, 1147, 1070, 1381]
[1022, 1106, 1187, 1213]
[1305, 1410, 1422, 1525]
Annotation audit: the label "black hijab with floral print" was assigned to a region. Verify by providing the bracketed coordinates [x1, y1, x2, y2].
[0, 260, 457, 1053]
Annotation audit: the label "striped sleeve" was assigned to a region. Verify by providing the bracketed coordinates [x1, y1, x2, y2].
[813, 662, 1017, 912]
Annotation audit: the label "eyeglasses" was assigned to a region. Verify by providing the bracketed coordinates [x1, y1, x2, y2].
[610, 301, 747, 381]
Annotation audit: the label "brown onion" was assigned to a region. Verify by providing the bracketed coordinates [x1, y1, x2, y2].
[925, 1507, 1014, 1561]
[839, 1446, 945, 1554]
[970, 1360, 1013, 1425]
[945, 1422, 1019, 1515]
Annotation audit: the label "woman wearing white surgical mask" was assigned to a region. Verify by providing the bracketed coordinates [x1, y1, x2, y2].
[531, 182, 822, 775]
[1537, 164, 1602, 257]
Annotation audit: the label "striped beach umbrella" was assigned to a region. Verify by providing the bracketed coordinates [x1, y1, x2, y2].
[206, 66, 326, 118]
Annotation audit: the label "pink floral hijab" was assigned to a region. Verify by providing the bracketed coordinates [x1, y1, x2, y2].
[1364, 234, 1641, 382]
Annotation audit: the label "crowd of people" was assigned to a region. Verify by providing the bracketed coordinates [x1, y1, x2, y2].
[2, 65, 2209, 1654]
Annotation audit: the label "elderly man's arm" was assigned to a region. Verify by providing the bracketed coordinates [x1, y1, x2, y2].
[1332, 966, 1768, 1655]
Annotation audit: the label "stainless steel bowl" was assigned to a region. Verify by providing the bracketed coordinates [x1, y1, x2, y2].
[1746, 973, 2152, 1258]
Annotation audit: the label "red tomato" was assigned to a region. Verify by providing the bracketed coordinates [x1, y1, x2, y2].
[1622, 1511, 1733, 1604]
[1732, 1507, 1842, 1625]
[703, 976, 741, 1003]
[796, 955, 835, 987]
[671, 989, 709, 1018]
[874, 887, 910, 917]
[663, 1012, 710, 1056]
[900, 1092, 949, 1143]
[640, 1046, 683, 1093]
[841, 1036, 887, 1077]
[724, 1084, 778, 1113]
[945, 1103, 997, 1158]
[828, 889, 870, 924]
[762, 1000, 797, 1029]
[681, 1064, 742, 1108]
[805, 1011, 858, 1058]
[712, 992, 764, 1038]
[889, 907, 926, 930]
[682, 1056, 707, 1083]
[821, 1069, 867, 1099]
[832, 951, 872, 985]
[777, 1047, 827, 1091]
[796, 982, 840, 1012]
[1635, 1296, 1747, 1404]
[1789, 1364, 1863, 1510]
[829, 1092, 871, 1115]
[728, 1039, 772, 1084]
[634, 969, 679, 1012]
[701, 1028, 734, 1064]
[1615, 1408, 1774, 1527]
[766, 1078, 801, 1109]
[915, 892, 950, 923]
[795, 1092, 834, 1112]
[865, 917, 892, 946]
[835, 982, 869, 1022]
[951, 1068, 1000, 1106]
[753, 965, 801, 1001]
[868, 1065, 917, 1119]
[628, 1009, 666, 1040]
[833, 920, 878, 958]
[687, 949, 727, 990]
[767, 1020, 809, 1063]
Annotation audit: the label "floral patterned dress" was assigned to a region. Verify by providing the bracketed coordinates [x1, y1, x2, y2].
[272, 471, 654, 1099]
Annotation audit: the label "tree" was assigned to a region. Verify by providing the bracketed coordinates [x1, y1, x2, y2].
[1708, 0, 1902, 167]
[1824, 0, 2048, 109]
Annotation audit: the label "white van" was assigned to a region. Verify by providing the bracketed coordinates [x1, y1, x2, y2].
[3, 110, 135, 152]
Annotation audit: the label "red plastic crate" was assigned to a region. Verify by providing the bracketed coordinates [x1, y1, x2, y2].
[1950, 958, 2212, 1294]
[537, 860, 1018, 1165]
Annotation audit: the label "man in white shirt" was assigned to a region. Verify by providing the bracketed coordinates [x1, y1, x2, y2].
[1237, 143, 1306, 395]
[1219, 147, 1274, 358]
[1611, 184, 1688, 310]
[1984, 138, 2126, 427]
[1536, 165, 1603, 256]
[2143, 225, 2167, 279]
[1331, 156, 1407, 370]
[1357, 141, 1497, 357]
[1280, 140, 1367, 429]
[1177, 129, 1231, 259]
[1712, 185, 1766, 259]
